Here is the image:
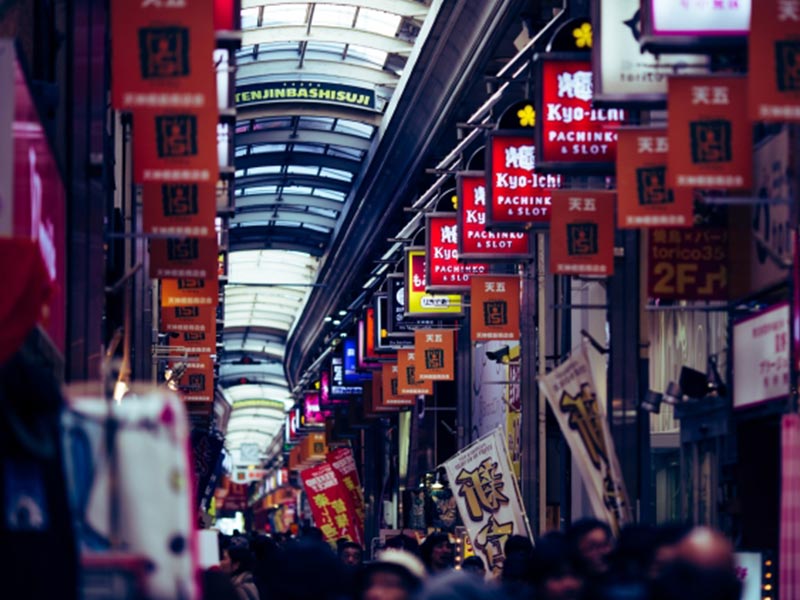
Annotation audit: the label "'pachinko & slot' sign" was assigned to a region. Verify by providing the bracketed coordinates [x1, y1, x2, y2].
[425, 214, 488, 292]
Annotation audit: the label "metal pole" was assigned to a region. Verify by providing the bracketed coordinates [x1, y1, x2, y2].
[537, 232, 547, 535]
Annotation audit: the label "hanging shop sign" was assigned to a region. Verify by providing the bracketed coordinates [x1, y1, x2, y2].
[326, 447, 366, 545]
[110, 0, 216, 111]
[405, 248, 463, 318]
[470, 275, 521, 342]
[549, 190, 615, 276]
[142, 182, 217, 237]
[592, 0, 709, 106]
[387, 273, 436, 336]
[668, 75, 752, 190]
[425, 213, 488, 292]
[161, 276, 218, 306]
[374, 293, 413, 351]
[300, 462, 360, 544]
[641, 0, 750, 52]
[161, 304, 216, 336]
[357, 314, 381, 370]
[381, 363, 416, 408]
[173, 357, 214, 403]
[458, 171, 532, 257]
[442, 427, 532, 576]
[235, 81, 376, 111]
[733, 302, 791, 410]
[414, 329, 456, 381]
[396, 348, 434, 395]
[299, 431, 328, 465]
[748, 0, 800, 122]
[303, 392, 329, 428]
[332, 351, 365, 397]
[538, 343, 632, 535]
[485, 132, 562, 228]
[647, 227, 728, 301]
[616, 127, 694, 229]
[133, 107, 219, 184]
[535, 55, 626, 173]
[166, 309, 216, 354]
[149, 236, 218, 279]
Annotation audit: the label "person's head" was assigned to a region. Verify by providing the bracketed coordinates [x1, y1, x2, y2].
[339, 541, 363, 567]
[385, 534, 421, 557]
[530, 532, 583, 600]
[460, 556, 485, 577]
[648, 523, 693, 579]
[505, 535, 534, 558]
[221, 545, 256, 576]
[420, 533, 454, 573]
[359, 549, 425, 600]
[567, 518, 614, 577]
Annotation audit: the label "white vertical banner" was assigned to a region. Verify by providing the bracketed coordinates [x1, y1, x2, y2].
[538, 342, 632, 535]
[442, 427, 532, 576]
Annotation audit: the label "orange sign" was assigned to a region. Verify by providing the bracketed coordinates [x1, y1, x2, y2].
[165, 304, 216, 355]
[172, 356, 214, 403]
[380, 363, 416, 408]
[414, 329, 456, 381]
[667, 75, 751, 189]
[150, 236, 218, 279]
[470, 275, 521, 342]
[110, 0, 216, 111]
[616, 127, 694, 229]
[396, 349, 434, 395]
[550, 190, 615, 276]
[161, 276, 219, 307]
[133, 107, 219, 184]
[748, 0, 800, 122]
[142, 182, 217, 237]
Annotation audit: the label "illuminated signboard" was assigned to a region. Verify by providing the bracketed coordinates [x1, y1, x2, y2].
[331, 354, 363, 397]
[535, 55, 625, 173]
[235, 81, 376, 110]
[484, 133, 562, 229]
[425, 214, 488, 292]
[375, 293, 413, 351]
[641, 0, 750, 52]
[404, 248, 463, 318]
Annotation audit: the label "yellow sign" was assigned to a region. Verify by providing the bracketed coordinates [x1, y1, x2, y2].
[405, 248, 462, 317]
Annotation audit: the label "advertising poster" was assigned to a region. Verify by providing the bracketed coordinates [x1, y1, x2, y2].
[327, 447, 366, 545]
[470, 275, 521, 342]
[667, 75, 752, 189]
[549, 190, 615, 276]
[161, 276, 218, 306]
[616, 127, 694, 228]
[142, 182, 217, 237]
[110, 0, 216, 111]
[425, 213, 488, 291]
[647, 227, 728, 301]
[300, 462, 359, 544]
[396, 349, 434, 396]
[149, 236, 219, 279]
[748, 0, 800, 121]
[380, 363, 416, 408]
[414, 329, 456, 381]
[538, 343, 631, 535]
[404, 248, 463, 318]
[485, 133, 562, 227]
[442, 428, 532, 575]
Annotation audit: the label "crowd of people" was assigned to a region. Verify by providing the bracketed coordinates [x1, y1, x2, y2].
[203, 520, 744, 600]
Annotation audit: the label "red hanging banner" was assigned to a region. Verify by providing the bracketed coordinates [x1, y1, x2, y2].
[110, 0, 216, 111]
[161, 276, 219, 307]
[301, 462, 360, 544]
[326, 448, 365, 545]
[667, 75, 752, 189]
[142, 182, 217, 237]
[150, 236, 218, 279]
[470, 274, 521, 342]
[748, 0, 800, 122]
[549, 190, 615, 276]
[616, 127, 694, 229]
[425, 214, 488, 292]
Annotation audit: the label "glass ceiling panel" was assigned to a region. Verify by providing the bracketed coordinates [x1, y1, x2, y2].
[312, 4, 356, 27]
[229, 249, 318, 283]
[262, 3, 309, 26]
[334, 119, 374, 138]
[355, 8, 402, 36]
[347, 44, 387, 68]
[241, 7, 259, 29]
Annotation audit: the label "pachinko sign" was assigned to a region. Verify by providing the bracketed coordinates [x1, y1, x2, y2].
[425, 213, 488, 292]
[442, 428, 531, 576]
[536, 57, 625, 171]
[485, 133, 561, 227]
[404, 248, 463, 318]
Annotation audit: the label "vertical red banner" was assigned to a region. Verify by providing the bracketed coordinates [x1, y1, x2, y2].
[301, 462, 359, 544]
[549, 190, 615, 276]
[142, 182, 217, 237]
[425, 214, 488, 291]
[150, 236, 219, 279]
[326, 447, 365, 545]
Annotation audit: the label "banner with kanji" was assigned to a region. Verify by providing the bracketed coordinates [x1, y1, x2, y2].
[470, 275, 521, 341]
[441, 428, 531, 576]
[616, 127, 694, 229]
[150, 236, 218, 279]
[396, 349, 434, 396]
[300, 462, 360, 544]
[425, 213, 488, 292]
[161, 276, 218, 307]
[171, 356, 214, 403]
[667, 75, 752, 189]
[381, 363, 416, 408]
[326, 447, 365, 545]
[142, 182, 217, 237]
[161, 304, 216, 336]
[538, 342, 631, 535]
[414, 329, 456, 381]
[549, 190, 615, 276]
[748, 0, 800, 122]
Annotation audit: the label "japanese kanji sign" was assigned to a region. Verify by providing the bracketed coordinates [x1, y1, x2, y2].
[171, 356, 214, 403]
[442, 428, 531, 575]
[300, 462, 359, 544]
[164, 304, 216, 354]
[396, 349, 434, 395]
[647, 227, 728, 301]
[667, 75, 752, 189]
[549, 190, 615, 276]
[404, 248, 463, 318]
[485, 133, 562, 227]
[616, 127, 694, 229]
[381, 363, 416, 408]
[326, 447, 365, 545]
[748, 0, 800, 122]
[110, 0, 216, 111]
[161, 276, 218, 307]
[470, 275, 521, 341]
[457, 171, 531, 259]
[425, 214, 488, 292]
[414, 329, 456, 381]
[149, 236, 219, 279]
[142, 182, 217, 237]
[538, 343, 631, 535]
[536, 57, 626, 172]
